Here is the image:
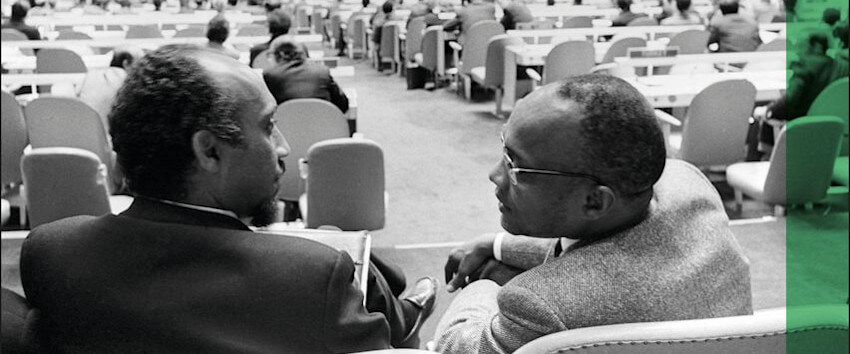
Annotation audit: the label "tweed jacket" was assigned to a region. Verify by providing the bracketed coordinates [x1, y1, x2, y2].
[434, 159, 753, 353]
[20, 198, 391, 353]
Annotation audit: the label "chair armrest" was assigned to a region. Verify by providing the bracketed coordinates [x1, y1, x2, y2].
[298, 157, 309, 180]
[525, 68, 542, 83]
[589, 62, 618, 74]
[399, 33, 406, 40]
[448, 41, 462, 52]
[352, 132, 366, 139]
[654, 109, 682, 127]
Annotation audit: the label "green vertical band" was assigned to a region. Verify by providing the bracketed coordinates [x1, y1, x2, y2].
[785, 0, 849, 352]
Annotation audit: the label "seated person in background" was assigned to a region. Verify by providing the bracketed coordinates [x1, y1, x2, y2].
[499, 0, 533, 30]
[708, 0, 761, 52]
[249, 8, 292, 65]
[407, 0, 443, 27]
[20, 44, 437, 352]
[263, 35, 349, 113]
[756, 33, 849, 155]
[660, 0, 704, 25]
[442, 0, 496, 44]
[78, 45, 145, 127]
[435, 75, 752, 353]
[370, 1, 398, 51]
[205, 14, 241, 60]
[612, 0, 646, 26]
[2, 1, 41, 40]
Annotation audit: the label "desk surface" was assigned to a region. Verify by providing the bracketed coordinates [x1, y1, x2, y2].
[625, 70, 787, 107]
[0, 34, 322, 50]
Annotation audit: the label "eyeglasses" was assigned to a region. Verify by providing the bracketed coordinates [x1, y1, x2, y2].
[501, 131, 607, 187]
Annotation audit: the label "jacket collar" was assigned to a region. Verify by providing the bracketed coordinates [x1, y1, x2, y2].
[120, 197, 251, 231]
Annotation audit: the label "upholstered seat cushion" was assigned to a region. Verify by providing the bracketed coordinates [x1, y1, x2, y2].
[834, 156, 848, 186]
[727, 161, 770, 200]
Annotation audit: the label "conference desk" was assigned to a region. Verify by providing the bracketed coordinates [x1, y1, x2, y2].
[1, 68, 358, 119]
[0, 34, 323, 51]
[507, 24, 705, 44]
[501, 45, 787, 111]
[25, 12, 266, 30]
[624, 70, 787, 108]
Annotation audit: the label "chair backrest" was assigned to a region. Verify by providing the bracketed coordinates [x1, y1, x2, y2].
[252, 49, 275, 69]
[680, 79, 756, 167]
[312, 8, 325, 36]
[420, 25, 445, 74]
[1, 29, 33, 55]
[757, 38, 786, 52]
[601, 36, 646, 64]
[627, 17, 658, 26]
[405, 17, 428, 60]
[56, 30, 93, 40]
[379, 22, 401, 60]
[515, 20, 556, 30]
[762, 116, 845, 205]
[305, 138, 385, 230]
[125, 24, 163, 39]
[667, 29, 709, 54]
[36, 48, 87, 73]
[296, 6, 310, 29]
[23, 96, 114, 175]
[22, 147, 113, 228]
[515, 305, 849, 354]
[2, 287, 32, 353]
[483, 34, 525, 87]
[561, 16, 593, 28]
[1, 91, 28, 190]
[174, 26, 207, 38]
[460, 20, 505, 74]
[543, 40, 596, 85]
[351, 16, 370, 51]
[274, 99, 350, 201]
[807, 77, 849, 156]
[236, 24, 267, 36]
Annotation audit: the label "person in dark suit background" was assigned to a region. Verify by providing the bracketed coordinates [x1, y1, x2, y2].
[249, 8, 292, 65]
[2, 1, 42, 40]
[499, 0, 533, 30]
[407, 0, 443, 27]
[707, 0, 762, 52]
[611, 0, 646, 26]
[205, 13, 241, 59]
[442, 0, 496, 44]
[19, 44, 437, 352]
[263, 35, 350, 113]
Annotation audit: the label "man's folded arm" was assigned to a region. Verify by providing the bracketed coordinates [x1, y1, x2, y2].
[497, 234, 556, 271]
[323, 252, 392, 353]
[434, 280, 565, 354]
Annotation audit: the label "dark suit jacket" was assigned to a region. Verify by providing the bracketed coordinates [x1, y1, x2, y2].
[20, 198, 391, 353]
[1, 20, 41, 40]
[250, 41, 272, 67]
[500, 3, 533, 30]
[769, 53, 849, 120]
[442, 2, 496, 43]
[707, 14, 762, 52]
[612, 11, 646, 26]
[263, 60, 349, 113]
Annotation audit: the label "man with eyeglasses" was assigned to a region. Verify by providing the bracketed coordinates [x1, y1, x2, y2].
[434, 75, 752, 353]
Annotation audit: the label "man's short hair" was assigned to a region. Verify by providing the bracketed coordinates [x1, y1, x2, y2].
[207, 14, 230, 43]
[616, 0, 631, 11]
[264, 0, 281, 11]
[381, 1, 393, 13]
[109, 46, 143, 68]
[807, 32, 829, 53]
[361, 0, 370, 8]
[108, 45, 245, 200]
[834, 23, 849, 49]
[675, 0, 691, 12]
[822, 8, 840, 26]
[11, 1, 29, 20]
[554, 75, 666, 196]
[267, 9, 292, 37]
[270, 35, 306, 62]
[719, 0, 739, 15]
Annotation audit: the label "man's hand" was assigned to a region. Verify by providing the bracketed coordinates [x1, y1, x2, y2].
[444, 233, 498, 293]
[479, 259, 524, 286]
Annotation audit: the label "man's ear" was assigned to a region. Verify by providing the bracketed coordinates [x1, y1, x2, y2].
[192, 130, 222, 173]
[583, 185, 616, 220]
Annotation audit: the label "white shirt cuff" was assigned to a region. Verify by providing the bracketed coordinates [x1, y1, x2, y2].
[493, 232, 506, 262]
